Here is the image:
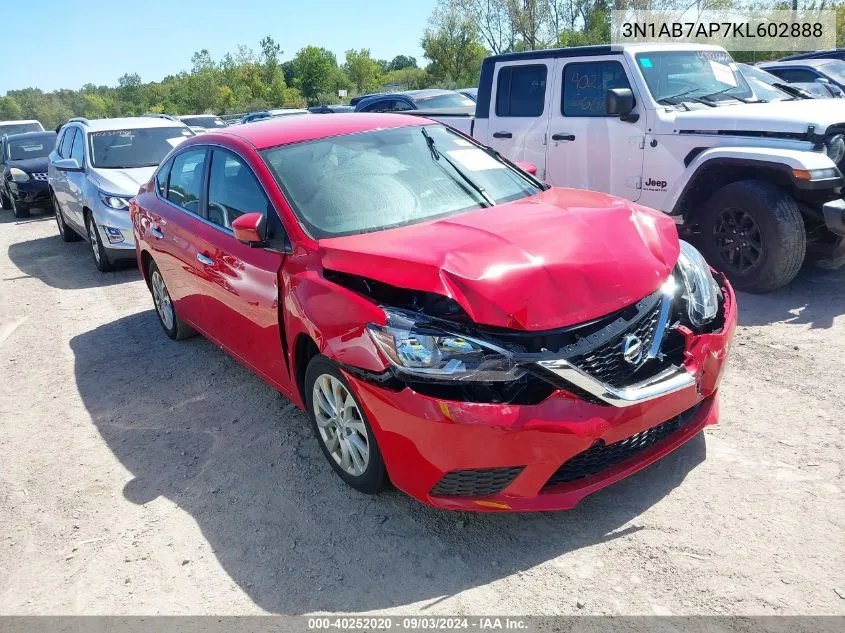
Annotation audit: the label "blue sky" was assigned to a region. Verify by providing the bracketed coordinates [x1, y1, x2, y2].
[1, 0, 437, 94]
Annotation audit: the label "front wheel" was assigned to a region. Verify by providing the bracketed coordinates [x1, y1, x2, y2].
[10, 194, 29, 218]
[85, 211, 114, 272]
[305, 355, 387, 494]
[698, 180, 805, 293]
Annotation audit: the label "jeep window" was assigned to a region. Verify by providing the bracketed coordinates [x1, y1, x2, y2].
[562, 61, 632, 116]
[496, 65, 547, 117]
[7, 134, 55, 161]
[636, 51, 753, 105]
[89, 127, 193, 169]
[260, 124, 542, 239]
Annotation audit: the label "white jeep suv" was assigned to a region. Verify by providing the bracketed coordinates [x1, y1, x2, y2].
[48, 117, 194, 271]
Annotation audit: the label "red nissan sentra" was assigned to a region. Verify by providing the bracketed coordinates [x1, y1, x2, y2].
[131, 113, 736, 512]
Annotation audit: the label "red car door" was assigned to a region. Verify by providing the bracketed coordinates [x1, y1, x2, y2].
[137, 147, 211, 329]
[193, 148, 290, 391]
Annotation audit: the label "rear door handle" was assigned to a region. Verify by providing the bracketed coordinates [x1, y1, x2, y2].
[493, 131, 512, 139]
[196, 253, 214, 266]
[552, 133, 576, 142]
[150, 227, 164, 239]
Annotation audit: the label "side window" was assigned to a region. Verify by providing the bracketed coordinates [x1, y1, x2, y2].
[166, 149, 206, 214]
[156, 159, 172, 196]
[773, 68, 819, 83]
[392, 100, 413, 111]
[362, 99, 392, 112]
[70, 129, 85, 163]
[562, 60, 632, 117]
[59, 128, 75, 158]
[206, 149, 270, 230]
[495, 64, 547, 117]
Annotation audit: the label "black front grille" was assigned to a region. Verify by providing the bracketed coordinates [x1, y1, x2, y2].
[430, 466, 524, 497]
[543, 404, 701, 489]
[567, 299, 663, 388]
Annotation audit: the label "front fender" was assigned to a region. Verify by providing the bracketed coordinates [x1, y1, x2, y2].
[668, 146, 840, 213]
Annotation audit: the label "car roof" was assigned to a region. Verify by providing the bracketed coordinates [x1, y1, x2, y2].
[69, 117, 189, 131]
[207, 112, 428, 150]
[483, 42, 724, 63]
[760, 59, 840, 68]
[0, 119, 42, 126]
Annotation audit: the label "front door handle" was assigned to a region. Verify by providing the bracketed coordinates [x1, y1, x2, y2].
[493, 131, 512, 139]
[196, 253, 214, 266]
[150, 226, 164, 239]
[552, 133, 576, 142]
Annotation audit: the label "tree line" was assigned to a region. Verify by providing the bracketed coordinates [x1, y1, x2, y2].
[2, 0, 844, 130]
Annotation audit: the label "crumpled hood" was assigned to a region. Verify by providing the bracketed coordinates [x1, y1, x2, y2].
[670, 99, 845, 135]
[7, 157, 48, 173]
[319, 188, 680, 330]
[92, 166, 156, 196]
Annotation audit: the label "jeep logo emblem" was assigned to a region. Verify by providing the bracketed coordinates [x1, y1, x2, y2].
[622, 335, 644, 365]
[644, 177, 667, 189]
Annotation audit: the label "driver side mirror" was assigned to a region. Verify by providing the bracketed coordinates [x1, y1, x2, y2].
[606, 88, 637, 122]
[232, 212, 266, 244]
[54, 157, 83, 172]
[515, 161, 538, 176]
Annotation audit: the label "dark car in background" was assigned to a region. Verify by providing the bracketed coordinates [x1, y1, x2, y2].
[354, 89, 476, 113]
[0, 131, 57, 218]
[780, 49, 845, 62]
[758, 59, 845, 93]
[178, 115, 228, 131]
[739, 63, 843, 100]
[308, 105, 355, 114]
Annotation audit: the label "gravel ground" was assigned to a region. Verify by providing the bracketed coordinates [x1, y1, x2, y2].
[0, 210, 843, 616]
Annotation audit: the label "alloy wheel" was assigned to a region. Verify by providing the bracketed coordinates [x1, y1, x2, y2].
[151, 270, 175, 331]
[88, 219, 101, 265]
[312, 375, 370, 477]
[713, 207, 763, 274]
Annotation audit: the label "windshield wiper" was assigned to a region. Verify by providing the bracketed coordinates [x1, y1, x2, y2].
[657, 89, 716, 108]
[700, 86, 751, 103]
[771, 82, 806, 99]
[421, 128, 494, 207]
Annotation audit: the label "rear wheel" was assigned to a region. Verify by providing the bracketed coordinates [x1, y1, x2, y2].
[304, 355, 387, 494]
[0, 187, 11, 211]
[698, 180, 805, 293]
[148, 260, 195, 340]
[54, 193, 81, 242]
[85, 211, 113, 272]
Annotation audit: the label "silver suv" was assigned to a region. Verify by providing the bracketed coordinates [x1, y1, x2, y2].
[48, 116, 194, 271]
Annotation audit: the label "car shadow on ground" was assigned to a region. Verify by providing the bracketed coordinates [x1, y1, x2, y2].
[71, 310, 707, 614]
[6, 233, 140, 289]
[735, 263, 845, 330]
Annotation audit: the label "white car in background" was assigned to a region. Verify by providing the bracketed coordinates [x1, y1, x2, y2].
[48, 116, 194, 271]
[0, 119, 45, 135]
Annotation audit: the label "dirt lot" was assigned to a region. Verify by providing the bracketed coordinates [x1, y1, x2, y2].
[0, 210, 843, 616]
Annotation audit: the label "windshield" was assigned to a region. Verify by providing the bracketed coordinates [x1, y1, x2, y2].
[636, 50, 754, 105]
[180, 116, 227, 128]
[260, 124, 541, 239]
[0, 122, 43, 135]
[412, 93, 476, 109]
[820, 61, 845, 84]
[738, 64, 793, 102]
[89, 127, 193, 169]
[7, 134, 56, 161]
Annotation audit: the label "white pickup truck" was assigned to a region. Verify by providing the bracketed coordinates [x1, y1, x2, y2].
[431, 43, 845, 293]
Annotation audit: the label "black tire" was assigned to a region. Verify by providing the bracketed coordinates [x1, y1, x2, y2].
[698, 180, 805, 293]
[304, 355, 387, 494]
[147, 260, 195, 340]
[85, 211, 114, 272]
[0, 187, 11, 211]
[10, 194, 29, 218]
[54, 193, 81, 242]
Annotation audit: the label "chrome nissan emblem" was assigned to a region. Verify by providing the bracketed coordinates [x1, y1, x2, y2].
[622, 335, 644, 365]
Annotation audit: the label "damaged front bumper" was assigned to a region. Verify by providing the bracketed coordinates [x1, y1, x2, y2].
[341, 279, 737, 512]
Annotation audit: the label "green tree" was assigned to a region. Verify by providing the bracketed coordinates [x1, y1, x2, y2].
[422, 2, 487, 84]
[388, 55, 418, 71]
[0, 96, 23, 120]
[259, 35, 283, 84]
[344, 49, 383, 93]
[291, 46, 339, 102]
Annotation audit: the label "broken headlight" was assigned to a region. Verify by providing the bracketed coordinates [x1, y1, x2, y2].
[676, 240, 720, 327]
[367, 310, 523, 381]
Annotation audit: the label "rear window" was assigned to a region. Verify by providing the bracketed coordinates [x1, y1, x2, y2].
[0, 122, 43, 135]
[412, 93, 475, 109]
[180, 116, 227, 128]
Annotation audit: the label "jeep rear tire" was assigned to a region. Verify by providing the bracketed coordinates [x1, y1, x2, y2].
[698, 180, 805, 293]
